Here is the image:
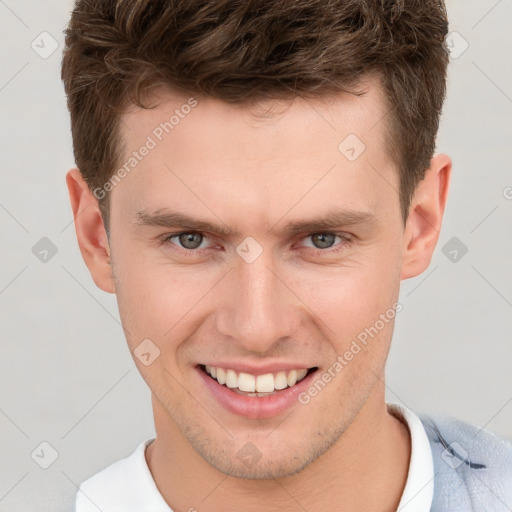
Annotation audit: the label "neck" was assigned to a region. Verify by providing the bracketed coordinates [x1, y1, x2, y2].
[146, 383, 411, 512]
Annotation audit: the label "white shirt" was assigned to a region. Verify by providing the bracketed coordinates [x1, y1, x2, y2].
[75, 401, 434, 512]
[388, 402, 434, 512]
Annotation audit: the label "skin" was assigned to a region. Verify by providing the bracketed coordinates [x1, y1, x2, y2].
[66, 74, 451, 512]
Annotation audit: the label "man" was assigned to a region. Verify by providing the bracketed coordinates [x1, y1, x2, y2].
[61, 1, 512, 511]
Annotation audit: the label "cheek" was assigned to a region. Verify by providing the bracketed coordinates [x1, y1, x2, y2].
[296, 245, 402, 353]
[112, 247, 199, 343]
[305, 252, 400, 318]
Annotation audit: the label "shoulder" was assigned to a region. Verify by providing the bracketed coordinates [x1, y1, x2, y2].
[418, 412, 512, 512]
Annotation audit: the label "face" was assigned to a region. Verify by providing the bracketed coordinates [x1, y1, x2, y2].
[79, 76, 442, 480]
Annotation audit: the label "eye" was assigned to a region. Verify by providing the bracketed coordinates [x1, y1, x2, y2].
[159, 231, 351, 258]
[300, 232, 350, 253]
[304, 233, 338, 249]
[162, 232, 212, 252]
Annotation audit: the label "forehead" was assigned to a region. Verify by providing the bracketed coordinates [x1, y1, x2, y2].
[120, 74, 391, 157]
[114, 76, 398, 226]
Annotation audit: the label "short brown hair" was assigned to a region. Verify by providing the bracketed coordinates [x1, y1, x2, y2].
[61, 0, 449, 226]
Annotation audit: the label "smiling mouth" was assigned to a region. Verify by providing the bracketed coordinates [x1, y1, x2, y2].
[198, 364, 318, 397]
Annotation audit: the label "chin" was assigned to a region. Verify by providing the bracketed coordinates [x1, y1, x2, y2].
[190, 429, 339, 480]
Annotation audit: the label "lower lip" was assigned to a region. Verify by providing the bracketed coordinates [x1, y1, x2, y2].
[196, 366, 318, 419]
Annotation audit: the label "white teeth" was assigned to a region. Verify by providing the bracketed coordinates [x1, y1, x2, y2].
[216, 367, 226, 385]
[287, 369, 298, 387]
[238, 372, 256, 392]
[226, 369, 238, 388]
[297, 369, 307, 381]
[203, 365, 311, 393]
[274, 371, 288, 390]
[256, 373, 274, 393]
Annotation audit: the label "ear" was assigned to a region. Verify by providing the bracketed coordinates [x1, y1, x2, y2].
[400, 154, 452, 280]
[66, 168, 115, 293]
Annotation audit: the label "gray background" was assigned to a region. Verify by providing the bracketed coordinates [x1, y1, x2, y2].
[0, 1, 511, 510]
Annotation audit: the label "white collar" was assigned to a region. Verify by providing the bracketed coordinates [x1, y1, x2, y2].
[387, 401, 435, 512]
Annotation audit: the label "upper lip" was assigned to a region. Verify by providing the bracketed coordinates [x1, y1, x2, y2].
[199, 362, 318, 376]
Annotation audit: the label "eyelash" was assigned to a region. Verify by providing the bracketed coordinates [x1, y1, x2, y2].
[159, 231, 352, 258]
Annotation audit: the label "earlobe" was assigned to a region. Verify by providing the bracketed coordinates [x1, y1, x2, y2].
[66, 168, 115, 293]
[400, 154, 452, 280]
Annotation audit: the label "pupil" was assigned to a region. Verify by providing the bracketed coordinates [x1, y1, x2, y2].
[180, 233, 202, 249]
[312, 233, 335, 249]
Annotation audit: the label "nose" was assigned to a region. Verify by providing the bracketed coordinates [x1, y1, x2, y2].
[216, 247, 301, 354]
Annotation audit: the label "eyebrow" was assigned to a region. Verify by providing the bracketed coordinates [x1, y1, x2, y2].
[134, 208, 376, 237]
